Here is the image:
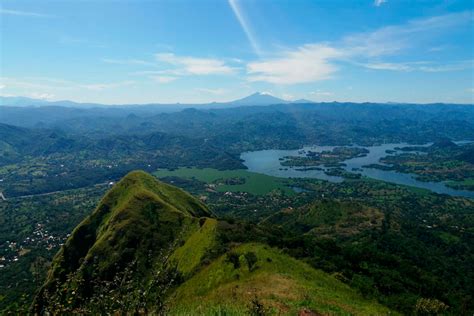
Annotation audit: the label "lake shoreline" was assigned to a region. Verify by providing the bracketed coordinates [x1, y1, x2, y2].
[241, 142, 474, 199]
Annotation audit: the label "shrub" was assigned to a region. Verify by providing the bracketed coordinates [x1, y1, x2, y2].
[226, 252, 241, 269]
[414, 298, 449, 315]
[244, 251, 258, 271]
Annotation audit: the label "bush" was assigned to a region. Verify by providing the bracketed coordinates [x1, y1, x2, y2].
[226, 252, 240, 269]
[248, 296, 270, 316]
[244, 252, 258, 271]
[415, 298, 449, 315]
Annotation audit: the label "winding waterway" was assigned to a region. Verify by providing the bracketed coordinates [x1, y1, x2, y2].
[240, 143, 474, 199]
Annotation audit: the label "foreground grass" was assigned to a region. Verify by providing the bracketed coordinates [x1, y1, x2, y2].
[170, 218, 218, 277]
[154, 167, 294, 195]
[169, 243, 394, 315]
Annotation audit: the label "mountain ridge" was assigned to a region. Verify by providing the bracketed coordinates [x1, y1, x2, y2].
[32, 170, 393, 315]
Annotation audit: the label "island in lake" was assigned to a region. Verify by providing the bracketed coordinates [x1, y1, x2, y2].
[367, 140, 474, 191]
[281, 147, 369, 168]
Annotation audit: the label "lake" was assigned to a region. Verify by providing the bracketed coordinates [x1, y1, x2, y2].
[241, 143, 474, 199]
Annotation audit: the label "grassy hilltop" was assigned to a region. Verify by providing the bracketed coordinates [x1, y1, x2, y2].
[32, 170, 392, 315]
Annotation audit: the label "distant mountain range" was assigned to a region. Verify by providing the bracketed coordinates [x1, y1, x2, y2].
[0, 92, 314, 109]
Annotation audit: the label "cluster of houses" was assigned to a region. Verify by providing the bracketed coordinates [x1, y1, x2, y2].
[0, 223, 68, 269]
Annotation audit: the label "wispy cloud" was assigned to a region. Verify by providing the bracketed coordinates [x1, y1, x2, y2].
[30, 92, 55, 100]
[363, 60, 473, 72]
[374, 0, 387, 7]
[282, 93, 295, 100]
[247, 44, 342, 84]
[0, 8, 52, 18]
[150, 76, 177, 84]
[246, 11, 472, 84]
[80, 81, 134, 91]
[343, 11, 471, 57]
[102, 58, 155, 66]
[195, 88, 228, 95]
[60, 36, 106, 48]
[155, 53, 237, 75]
[310, 90, 333, 97]
[228, 0, 262, 56]
[1, 77, 135, 93]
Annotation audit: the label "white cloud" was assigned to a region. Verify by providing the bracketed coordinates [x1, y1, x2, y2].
[0, 84, 5, 89]
[245, 12, 471, 84]
[150, 76, 177, 84]
[80, 81, 135, 91]
[30, 92, 55, 100]
[195, 88, 228, 95]
[1, 76, 135, 92]
[363, 60, 473, 72]
[374, 0, 387, 7]
[0, 9, 52, 18]
[102, 58, 155, 66]
[363, 62, 413, 71]
[155, 53, 236, 75]
[282, 93, 295, 100]
[247, 44, 342, 84]
[343, 11, 471, 57]
[310, 90, 333, 97]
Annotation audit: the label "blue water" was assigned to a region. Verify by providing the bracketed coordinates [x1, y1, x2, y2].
[241, 143, 474, 199]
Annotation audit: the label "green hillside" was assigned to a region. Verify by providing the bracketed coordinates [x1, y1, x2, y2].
[32, 170, 392, 315]
[170, 243, 393, 315]
[32, 170, 210, 313]
[263, 200, 384, 237]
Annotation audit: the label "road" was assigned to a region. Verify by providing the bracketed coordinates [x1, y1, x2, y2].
[3, 182, 110, 201]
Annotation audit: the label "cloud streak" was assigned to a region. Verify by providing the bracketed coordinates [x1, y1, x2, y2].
[0, 8, 52, 18]
[374, 0, 387, 7]
[228, 0, 262, 56]
[1, 77, 135, 93]
[246, 11, 472, 84]
[150, 76, 177, 83]
[155, 53, 236, 75]
[363, 60, 473, 72]
[102, 58, 155, 66]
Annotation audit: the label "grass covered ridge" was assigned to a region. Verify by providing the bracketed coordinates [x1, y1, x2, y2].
[33, 170, 210, 312]
[169, 217, 218, 277]
[169, 243, 394, 315]
[33, 171, 393, 315]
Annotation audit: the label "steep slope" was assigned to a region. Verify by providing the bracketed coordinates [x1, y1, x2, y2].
[33, 170, 210, 313]
[32, 171, 392, 315]
[170, 243, 393, 315]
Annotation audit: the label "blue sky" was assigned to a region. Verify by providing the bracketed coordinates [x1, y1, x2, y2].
[0, 0, 473, 104]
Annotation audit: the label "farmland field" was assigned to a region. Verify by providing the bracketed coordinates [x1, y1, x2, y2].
[154, 167, 295, 195]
